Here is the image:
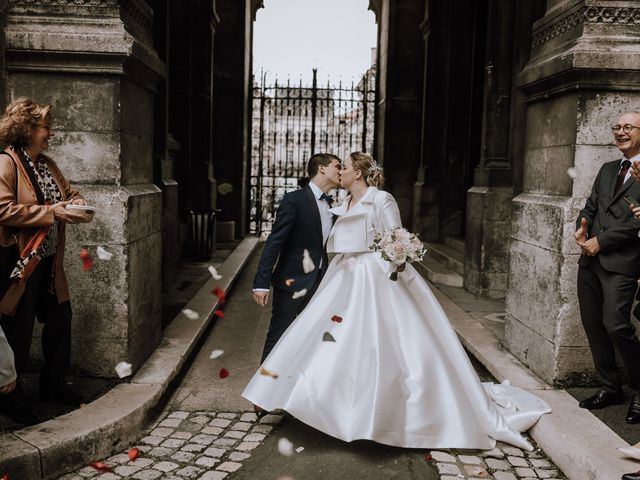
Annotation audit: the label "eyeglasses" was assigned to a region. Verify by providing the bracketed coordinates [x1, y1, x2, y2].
[611, 124, 640, 134]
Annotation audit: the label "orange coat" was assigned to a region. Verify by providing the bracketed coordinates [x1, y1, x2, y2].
[0, 147, 82, 315]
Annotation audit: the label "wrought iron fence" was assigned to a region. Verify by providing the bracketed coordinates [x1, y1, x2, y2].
[249, 68, 376, 238]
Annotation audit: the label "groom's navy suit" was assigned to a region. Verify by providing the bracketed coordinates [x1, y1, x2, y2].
[254, 184, 329, 362]
[577, 159, 640, 393]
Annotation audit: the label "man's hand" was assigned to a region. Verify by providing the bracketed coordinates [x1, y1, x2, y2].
[253, 291, 269, 307]
[0, 379, 16, 394]
[633, 205, 640, 219]
[581, 237, 600, 256]
[631, 160, 640, 183]
[575, 217, 588, 246]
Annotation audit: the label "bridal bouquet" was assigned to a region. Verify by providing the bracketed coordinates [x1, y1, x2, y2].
[369, 227, 427, 281]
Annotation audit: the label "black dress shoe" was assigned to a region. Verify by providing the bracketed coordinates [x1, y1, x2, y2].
[579, 389, 625, 410]
[0, 404, 40, 426]
[626, 394, 640, 424]
[253, 404, 269, 419]
[622, 471, 640, 480]
[40, 386, 84, 406]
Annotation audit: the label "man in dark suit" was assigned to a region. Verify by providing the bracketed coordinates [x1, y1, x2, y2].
[576, 111, 640, 425]
[252, 153, 341, 368]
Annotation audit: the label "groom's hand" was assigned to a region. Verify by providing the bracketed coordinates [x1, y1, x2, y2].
[253, 291, 269, 307]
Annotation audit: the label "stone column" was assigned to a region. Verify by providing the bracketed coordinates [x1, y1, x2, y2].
[5, 0, 165, 377]
[378, 0, 424, 227]
[465, 0, 544, 299]
[505, 0, 640, 385]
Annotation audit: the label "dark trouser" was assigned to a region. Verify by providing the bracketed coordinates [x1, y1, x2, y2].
[0, 256, 72, 406]
[577, 258, 640, 393]
[260, 269, 323, 363]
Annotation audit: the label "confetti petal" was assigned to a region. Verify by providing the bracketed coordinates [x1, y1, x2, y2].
[292, 288, 307, 299]
[219, 368, 229, 379]
[295, 446, 305, 453]
[277, 437, 294, 456]
[284, 278, 295, 287]
[182, 309, 199, 320]
[567, 167, 577, 179]
[466, 466, 488, 477]
[114, 361, 132, 379]
[209, 349, 224, 359]
[127, 448, 140, 461]
[96, 246, 113, 261]
[89, 462, 112, 473]
[214, 309, 225, 319]
[424, 453, 433, 462]
[302, 249, 315, 273]
[331, 315, 343, 323]
[212, 287, 226, 304]
[260, 366, 279, 379]
[208, 265, 222, 280]
[79, 249, 93, 271]
[322, 332, 336, 342]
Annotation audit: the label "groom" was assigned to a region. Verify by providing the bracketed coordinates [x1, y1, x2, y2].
[252, 153, 341, 365]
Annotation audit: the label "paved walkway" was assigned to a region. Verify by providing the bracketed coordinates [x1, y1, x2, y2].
[57, 247, 566, 480]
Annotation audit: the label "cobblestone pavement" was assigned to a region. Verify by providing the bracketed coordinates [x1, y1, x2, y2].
[59, 409, 566, 480]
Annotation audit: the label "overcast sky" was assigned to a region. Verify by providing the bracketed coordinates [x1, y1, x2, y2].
[253, 0, 377, 85]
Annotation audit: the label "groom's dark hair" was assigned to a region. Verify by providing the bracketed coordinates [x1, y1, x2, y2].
[307, 153, 341, 178]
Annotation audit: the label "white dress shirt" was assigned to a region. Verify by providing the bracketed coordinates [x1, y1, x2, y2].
[308, 180, 334, 247]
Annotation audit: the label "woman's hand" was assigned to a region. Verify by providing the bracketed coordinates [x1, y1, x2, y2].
[0, 379, 16, 394]
[52, 201, 94, 224]
[396, 263, 406, 272]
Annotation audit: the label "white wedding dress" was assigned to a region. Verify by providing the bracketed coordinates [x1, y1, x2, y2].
[242, 186, 550, 450]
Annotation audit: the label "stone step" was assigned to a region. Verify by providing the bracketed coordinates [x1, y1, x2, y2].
[414, 255, 464, 288]
[444, 236, 465, 254]
[425, 242, 464, 276]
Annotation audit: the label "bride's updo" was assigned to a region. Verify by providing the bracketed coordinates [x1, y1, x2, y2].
[350, 151, 385, 188]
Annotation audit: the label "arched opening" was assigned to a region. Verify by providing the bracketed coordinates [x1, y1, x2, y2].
[248, 0, 379, 237]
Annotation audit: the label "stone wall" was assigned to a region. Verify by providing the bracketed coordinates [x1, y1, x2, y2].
[5, 0, 165, 377]
[506, 0, 640, 385]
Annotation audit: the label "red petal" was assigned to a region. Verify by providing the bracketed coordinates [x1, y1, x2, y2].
[214, 309, 225, 319]
[331, 315, 343, 323]
[284, 278, 295, 287]
[424, 453, 433, 462]
[127, 448, 140, 461]
[89, 461, 113, 472]
[212, 287, 226, 304]
[79, 249, 93, 271]
[2, 474, 10, 480]
[219, 368, 229, 379]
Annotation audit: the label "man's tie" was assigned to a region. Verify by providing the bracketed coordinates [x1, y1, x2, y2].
[320, 193, 333, 206]
[615, 160, 631, 195]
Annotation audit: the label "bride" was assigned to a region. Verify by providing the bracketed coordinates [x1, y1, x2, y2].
[242, 152, 550, 450]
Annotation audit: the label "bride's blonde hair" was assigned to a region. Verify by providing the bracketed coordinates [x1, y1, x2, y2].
[350, 151, 384, 188]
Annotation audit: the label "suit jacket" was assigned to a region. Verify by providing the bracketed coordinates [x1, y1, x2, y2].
[0, 325, 15, 387]
[253, 184, 327, 293]
[577, 159, 640, 277]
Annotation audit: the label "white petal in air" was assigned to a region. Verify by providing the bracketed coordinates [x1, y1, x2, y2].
[208, 266, 222, 280]
[277, 437, 294, 456]
[295, 446, 305, 453]
[182, 308, 200, 320]
[566, 167, 577, 179]
[302, 249, 315, 273]
[96, 246, 113, 261]
[114, 361, 133, 378]
[209, 349, 224, 360]
[292, 289, 307, 299]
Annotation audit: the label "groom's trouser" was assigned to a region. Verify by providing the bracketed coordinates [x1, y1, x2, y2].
[577, 258, 640, 393]
[260, 268, 324, 363]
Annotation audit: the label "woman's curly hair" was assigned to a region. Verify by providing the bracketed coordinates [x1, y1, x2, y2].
[0, 97, 51, 146]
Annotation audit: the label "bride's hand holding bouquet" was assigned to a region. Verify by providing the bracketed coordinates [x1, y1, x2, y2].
[370, 227, 426, 280]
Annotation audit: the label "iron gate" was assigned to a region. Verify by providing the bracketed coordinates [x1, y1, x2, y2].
[249, 68, 376, 238]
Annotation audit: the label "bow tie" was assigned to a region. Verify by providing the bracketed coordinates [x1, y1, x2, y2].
[320, 193, 333, 206]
